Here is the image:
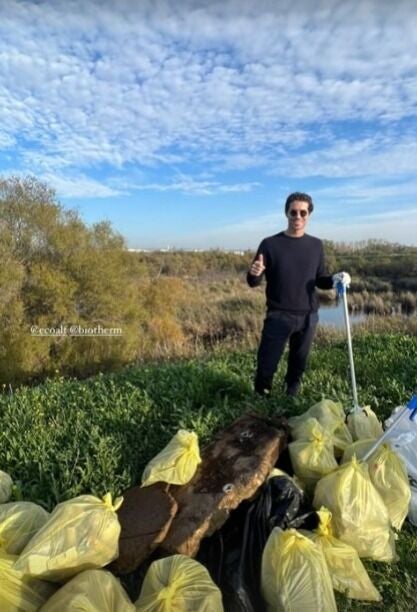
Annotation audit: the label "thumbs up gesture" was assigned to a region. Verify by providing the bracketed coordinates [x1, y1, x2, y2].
[250, 253, 266, 277]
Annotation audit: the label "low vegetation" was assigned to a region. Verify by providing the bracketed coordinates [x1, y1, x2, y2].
[0, 332, 416, 610]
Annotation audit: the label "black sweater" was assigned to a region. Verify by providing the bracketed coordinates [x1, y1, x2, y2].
[247, 232, 333, 313]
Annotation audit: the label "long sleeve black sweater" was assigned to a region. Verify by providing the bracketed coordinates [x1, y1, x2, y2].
[247, 232, 333, 313]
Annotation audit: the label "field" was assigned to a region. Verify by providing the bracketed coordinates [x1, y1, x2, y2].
[1, 330, 417, 610]
[2, 196, 417, 386]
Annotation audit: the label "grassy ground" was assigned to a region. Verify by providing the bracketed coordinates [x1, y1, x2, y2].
[1, 331, 417, 610]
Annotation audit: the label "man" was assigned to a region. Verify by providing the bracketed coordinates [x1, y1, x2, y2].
[247, 192, 350, 396]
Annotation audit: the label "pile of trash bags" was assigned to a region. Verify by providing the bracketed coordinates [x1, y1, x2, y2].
[0, 403, 416, 611]
[0, 483, 223, 611]
[198, 399, 414, 611]
[0, 429, 221, 611]
[288, 400, 411, 537]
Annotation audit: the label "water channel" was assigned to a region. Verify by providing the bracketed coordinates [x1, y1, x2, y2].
[318, 304, 416, 328]
[318, 304, 366, 328]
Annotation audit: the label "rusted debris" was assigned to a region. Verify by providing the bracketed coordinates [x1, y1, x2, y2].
[109, 482, 178, 575]
[161, 413, 288, 557]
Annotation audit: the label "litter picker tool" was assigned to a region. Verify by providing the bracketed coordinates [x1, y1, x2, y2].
[335, 278, 360, 413]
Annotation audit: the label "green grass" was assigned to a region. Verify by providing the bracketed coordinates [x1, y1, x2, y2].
[1, 331, 417, 610]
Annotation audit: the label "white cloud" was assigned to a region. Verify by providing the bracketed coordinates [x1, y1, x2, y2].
[39, 173, 123, 198]
[37, 172, 123, 199]
[1, 165, 124, 198]
[0, 131, 15, 148]
[313, 177, 417, 210]
[0, 0, 416, 233]
[1, 0, 416, 177]
[273, 135, 417, 178]
[130, 176, 260, 195]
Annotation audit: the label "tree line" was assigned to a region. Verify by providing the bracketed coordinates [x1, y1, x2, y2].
[132, 238, 417, 291]
[1, 175, 416, 384]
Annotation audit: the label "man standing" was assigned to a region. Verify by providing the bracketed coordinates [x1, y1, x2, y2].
[247, 192, 350, 396]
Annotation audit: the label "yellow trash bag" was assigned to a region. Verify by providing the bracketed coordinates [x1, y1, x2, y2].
[366, 443, 411, 530]
[343, 442, 411, 529]
[347, 406, 383, 441]
[342, 438, 376, 464]
[14, 493, 123, 582]
[40, 569, 135, 611]
[288, 421, 338, 491]
[313, 457, 396, 561]
[306, 507, 381, 601]
[261, 527, 337, 612]
[289, 400, 352, 455]
[0, 502, 50, 555]
[135, 554, 223, 611]
[0, 469, 13, 503]
[141, 430, 202, 487]
[0, 551, 56, 612]
[288, 399, 345, 428]
[289, 416, 321, 440]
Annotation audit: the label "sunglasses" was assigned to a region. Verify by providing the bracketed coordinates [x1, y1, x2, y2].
[289, 209, 308, 218]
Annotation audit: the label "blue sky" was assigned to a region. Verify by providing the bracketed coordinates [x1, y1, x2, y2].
[1, 0, 417, 249]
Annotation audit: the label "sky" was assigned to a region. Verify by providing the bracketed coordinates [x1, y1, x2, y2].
[1, 0, 417, 249]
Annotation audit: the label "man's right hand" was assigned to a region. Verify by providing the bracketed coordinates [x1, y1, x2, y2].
[332, 271, 351, 288]
[250, 254, 266, 277]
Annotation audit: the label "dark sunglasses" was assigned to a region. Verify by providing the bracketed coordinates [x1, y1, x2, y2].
[289, 209, 308, 218]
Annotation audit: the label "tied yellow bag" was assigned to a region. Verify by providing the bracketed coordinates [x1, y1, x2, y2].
[313, 457, 396, 561]
[135, 554, 223, 612]
[306, 507, 381, 601]
[40, 569, 135, 612]
[14, 493, 123, 582]
[288, 421, 338, 491]
[342, 438, 376, 464]
[0, 469, 13, 503]
[0, 551, 56, 612]
[366, 443, 411, 530]
[288, 399, 345, 428]
[289, 399, 352, 455]
[261, 527, 337, 612]
[347, 406, 383, 440]
[0, 502, 50, 555]
[289, 416, 322, 441]
[141, 430, 202, 487]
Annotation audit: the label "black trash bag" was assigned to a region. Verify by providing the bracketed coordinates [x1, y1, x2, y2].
[198, 500, 259, 612]
[197, 475, 317, 612]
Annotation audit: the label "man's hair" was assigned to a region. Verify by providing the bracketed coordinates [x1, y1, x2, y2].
[285, 192, 314, 214]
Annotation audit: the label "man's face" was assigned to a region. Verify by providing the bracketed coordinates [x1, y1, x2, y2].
[286, 200, 310, 235]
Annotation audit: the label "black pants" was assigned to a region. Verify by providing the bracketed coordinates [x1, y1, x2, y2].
[255, 310, 319, 393]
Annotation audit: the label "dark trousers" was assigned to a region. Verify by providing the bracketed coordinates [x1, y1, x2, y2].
[255, 310, 318, 393]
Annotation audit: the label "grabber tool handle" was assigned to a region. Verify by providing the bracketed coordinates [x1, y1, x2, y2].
[336, 280, 359, 413]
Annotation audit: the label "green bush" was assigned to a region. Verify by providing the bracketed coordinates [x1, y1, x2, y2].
[0, 177, 142, 383]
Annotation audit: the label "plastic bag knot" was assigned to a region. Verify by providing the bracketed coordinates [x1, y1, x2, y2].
[316, 507, 333, 536]
[180, 430, 202, 463]
[102, 492, 123, 512]
[157, 583, 177, 602]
